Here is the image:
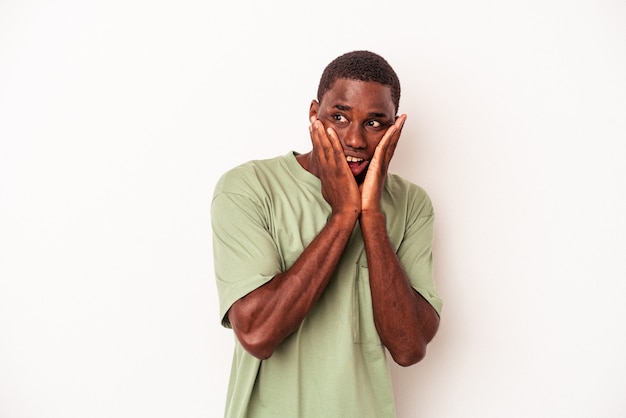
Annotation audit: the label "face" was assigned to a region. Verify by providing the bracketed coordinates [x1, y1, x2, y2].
[310, 78, 396, 183]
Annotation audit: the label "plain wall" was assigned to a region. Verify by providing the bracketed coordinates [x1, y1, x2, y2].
[1, 0, 625, 417]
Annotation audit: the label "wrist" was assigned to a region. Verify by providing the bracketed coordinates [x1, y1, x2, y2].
[360, 208, 384, 217]
[359, 209, 386, 226]
[329, 207, 361, 225]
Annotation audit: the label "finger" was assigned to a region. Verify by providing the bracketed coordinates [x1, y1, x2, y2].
[381, 114, 405, 148]
[388, 114, 407, 157]
[318, 123, 338, 162]
[396, 113, 407, 127]
[310, 120, 330, 163]
[380, 114, 406, 163]
[325, 126, 346, 162]
[374, 125, 398, 165]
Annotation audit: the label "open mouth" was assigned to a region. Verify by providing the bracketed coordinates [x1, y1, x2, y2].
[346, 155, 369, 178]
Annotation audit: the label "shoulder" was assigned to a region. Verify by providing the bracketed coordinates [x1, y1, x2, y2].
[213, 153, 292, 198]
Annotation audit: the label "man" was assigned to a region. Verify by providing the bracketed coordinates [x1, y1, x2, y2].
[212, 50, 442, 417]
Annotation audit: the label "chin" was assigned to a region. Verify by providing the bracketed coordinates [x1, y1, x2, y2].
[355, 171, 367, 185]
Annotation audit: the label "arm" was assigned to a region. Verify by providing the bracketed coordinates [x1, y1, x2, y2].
[360, 115, 440, 366]
[228, 120, 362, 360]
[229, 211, 357, 359]
[360, 212, 440, 366]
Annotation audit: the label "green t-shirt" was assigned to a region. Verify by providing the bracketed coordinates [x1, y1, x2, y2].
[212, 152, 442, 418]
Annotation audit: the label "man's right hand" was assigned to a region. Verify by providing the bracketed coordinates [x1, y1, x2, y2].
[309, 118, 361, 218]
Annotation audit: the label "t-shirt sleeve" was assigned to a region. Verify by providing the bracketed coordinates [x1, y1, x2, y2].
[396, 197, 443, 316]
[211, 183, 282, 328]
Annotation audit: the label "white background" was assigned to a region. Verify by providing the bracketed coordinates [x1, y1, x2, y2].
[1, 0, 625, 417]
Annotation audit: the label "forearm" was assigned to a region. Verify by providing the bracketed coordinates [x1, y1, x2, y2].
[229, 211, 358, 359]
[360, 210, 440, 366]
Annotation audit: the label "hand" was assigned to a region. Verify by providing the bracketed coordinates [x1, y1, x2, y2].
[360, 114, 407, 213]
[309, 118, 361, 216]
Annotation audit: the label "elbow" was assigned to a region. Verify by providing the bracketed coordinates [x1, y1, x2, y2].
[229, 311, 278, 360]
[390, 344, 426, 367]
[228, 303, 278, 360]
[235, 329, 276, 360]
[385, 316, 439, 367]
[391, 307, 441, 366]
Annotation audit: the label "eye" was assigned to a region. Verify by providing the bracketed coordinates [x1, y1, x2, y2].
[366, 120, 382, 128]
[331, 114, 348, 123]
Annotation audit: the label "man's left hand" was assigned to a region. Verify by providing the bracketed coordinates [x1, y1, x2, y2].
[360, 114, 407, 212]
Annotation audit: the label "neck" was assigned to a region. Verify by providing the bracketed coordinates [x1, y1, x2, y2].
[296, 152, 320, 179]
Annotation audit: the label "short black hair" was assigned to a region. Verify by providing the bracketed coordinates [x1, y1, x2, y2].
[317, 50, 401, 113]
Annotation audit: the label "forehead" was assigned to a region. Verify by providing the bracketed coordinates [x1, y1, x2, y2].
[321, 78, 395, 114]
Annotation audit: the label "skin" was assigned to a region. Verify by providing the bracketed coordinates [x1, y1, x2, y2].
[228, 78, 440, 366]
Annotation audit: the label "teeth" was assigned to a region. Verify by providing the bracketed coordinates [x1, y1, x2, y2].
[346, 156, 363, 162]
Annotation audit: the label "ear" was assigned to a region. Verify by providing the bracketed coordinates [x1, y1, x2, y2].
[309, 100, 319, 124]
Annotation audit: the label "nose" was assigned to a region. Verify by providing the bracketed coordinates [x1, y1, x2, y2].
[343, 124, 367, 149]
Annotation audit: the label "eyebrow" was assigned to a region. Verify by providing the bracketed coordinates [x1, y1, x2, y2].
[334, 104, 389, 119]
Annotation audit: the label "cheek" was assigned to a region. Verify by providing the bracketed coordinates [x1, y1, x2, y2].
[333, 126, 351, 142]
[367, 134, 385, 150]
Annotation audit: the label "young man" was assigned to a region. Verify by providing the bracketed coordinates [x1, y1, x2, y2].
[212, 50, 442, 417]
